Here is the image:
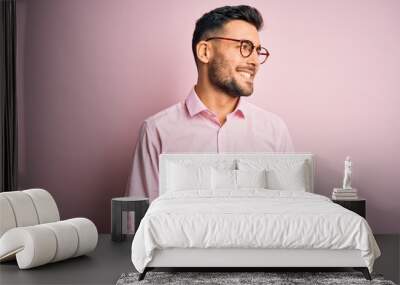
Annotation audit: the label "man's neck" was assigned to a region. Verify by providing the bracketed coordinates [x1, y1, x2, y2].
[194, 83, 239, 121]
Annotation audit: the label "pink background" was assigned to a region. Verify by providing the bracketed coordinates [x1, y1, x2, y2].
[16, 0, 400, 233]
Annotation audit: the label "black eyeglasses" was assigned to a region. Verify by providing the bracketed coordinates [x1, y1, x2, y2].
[206, 37, 270, 64]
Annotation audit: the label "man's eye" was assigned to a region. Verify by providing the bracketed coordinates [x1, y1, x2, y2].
[243, 43, 252, 50]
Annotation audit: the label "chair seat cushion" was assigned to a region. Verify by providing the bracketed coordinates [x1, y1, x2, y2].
[0, 218, 98, 269]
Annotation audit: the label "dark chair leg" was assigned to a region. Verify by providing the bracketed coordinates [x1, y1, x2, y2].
[354, 267, 372, 280]
[138, 268, 148, 281]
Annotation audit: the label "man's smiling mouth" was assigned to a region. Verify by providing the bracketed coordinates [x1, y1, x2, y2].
[237, 67, 255, 81]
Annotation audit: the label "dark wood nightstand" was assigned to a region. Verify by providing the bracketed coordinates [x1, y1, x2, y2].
[111, 197, 149, 241]
[332, 198, 366, 218]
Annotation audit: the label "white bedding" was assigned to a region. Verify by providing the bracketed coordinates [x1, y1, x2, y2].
[131, 189, 380, 273]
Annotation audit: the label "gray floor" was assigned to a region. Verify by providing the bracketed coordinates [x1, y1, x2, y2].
[0, 235, 134, 285]
[0, 234, 399, 285]
[374, 234, 400, 284]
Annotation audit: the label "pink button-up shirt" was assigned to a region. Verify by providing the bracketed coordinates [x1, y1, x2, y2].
[126, 88, 294, 201]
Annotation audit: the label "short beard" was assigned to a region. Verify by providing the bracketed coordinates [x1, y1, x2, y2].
[208, 58, 253, 98]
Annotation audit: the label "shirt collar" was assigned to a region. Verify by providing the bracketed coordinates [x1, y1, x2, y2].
[185, 87, 247, 119]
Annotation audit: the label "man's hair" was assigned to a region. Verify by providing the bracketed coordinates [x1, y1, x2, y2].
[192, 5, 264, 65]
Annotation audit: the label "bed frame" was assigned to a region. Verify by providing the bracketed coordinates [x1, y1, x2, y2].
[139, 153, 372, 280]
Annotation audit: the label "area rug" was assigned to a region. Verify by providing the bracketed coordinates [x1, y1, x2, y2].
[116, 271, 396, 285]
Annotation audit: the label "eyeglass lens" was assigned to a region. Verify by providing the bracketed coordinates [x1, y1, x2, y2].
[240, 40, 269, 64]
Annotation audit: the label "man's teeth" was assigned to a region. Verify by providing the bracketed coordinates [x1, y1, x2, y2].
[239, 71, 252, 79]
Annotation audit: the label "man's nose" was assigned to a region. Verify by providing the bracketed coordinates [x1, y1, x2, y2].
[247, 49, 260, 69]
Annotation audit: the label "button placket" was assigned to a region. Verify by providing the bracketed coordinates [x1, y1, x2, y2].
[217, 124, 226, 153]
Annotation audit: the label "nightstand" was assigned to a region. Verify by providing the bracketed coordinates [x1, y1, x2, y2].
[332, 198, 366, 218]
[111, 197, 149, 242]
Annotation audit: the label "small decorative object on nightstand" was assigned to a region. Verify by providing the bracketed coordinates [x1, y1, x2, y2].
[111, 197, 149, 242]
[332, 198, 366, 218]
[332, 156, 359, 200]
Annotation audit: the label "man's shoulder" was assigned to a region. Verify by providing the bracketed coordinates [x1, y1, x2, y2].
[143, 101, 185, 128]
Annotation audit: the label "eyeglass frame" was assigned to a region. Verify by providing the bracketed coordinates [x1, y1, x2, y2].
[205, 36, 270, 64]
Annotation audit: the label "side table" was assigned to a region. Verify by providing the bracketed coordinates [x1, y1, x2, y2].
[332, 198, 366, 218]
[111, 197, 149, 242]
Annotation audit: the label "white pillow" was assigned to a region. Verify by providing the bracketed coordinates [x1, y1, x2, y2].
[267, 164, 307, 191]
[167, 163, 212, 191]
[211, 168, 268, 190]
[237, 169, 268, 189]
[238, 159, 308, 191]
[211, 168, 236, 190]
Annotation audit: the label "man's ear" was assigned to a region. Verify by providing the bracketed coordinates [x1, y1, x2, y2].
[196, 41, 211, 64]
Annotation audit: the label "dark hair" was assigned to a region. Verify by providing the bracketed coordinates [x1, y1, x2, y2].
[192, 5, 263, 65]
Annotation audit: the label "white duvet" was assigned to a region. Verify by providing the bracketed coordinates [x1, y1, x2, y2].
[131, 189, 380, 273]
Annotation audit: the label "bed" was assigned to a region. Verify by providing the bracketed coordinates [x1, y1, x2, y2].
[130, 153, 381, 281]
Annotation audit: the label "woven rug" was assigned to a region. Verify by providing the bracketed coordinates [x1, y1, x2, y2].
[116, 271, 396, 285]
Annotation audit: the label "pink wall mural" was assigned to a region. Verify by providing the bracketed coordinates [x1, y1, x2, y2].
[16, 0, 400, 233]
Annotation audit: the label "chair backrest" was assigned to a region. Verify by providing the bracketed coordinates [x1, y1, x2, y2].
[0, 189, 60, 237]
[159, 153, 314, 195]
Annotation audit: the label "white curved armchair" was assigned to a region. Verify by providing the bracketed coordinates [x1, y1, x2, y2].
[0, 189, 98, 269]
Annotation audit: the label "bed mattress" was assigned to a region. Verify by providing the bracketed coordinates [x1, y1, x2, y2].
[131, 189, 380, 273]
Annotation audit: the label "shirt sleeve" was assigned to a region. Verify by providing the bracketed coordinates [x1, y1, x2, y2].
[125, 121, 161, 202]
[275, 119, 295, 152]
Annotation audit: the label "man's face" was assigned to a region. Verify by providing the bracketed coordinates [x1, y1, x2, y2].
[207, 20, 261, 98]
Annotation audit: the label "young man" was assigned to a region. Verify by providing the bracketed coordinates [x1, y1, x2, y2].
[126, 5, 294, 201]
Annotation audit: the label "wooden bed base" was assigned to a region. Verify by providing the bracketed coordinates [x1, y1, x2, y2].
[137, 248, 372, 280]
[138, 267, 371, 281]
